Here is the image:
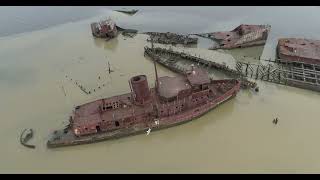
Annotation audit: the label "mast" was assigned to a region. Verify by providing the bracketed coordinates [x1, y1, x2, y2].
[151, 38, 159, 92]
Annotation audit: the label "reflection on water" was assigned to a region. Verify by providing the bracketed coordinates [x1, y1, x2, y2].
[92, 36, 119, 52]
[1, 6, 320, 173]
[226, 45, 265, 60]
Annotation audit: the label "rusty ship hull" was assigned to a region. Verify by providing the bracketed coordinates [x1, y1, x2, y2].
[47, 83, 239, 148]
[47, 59, 240, 148]
[195, 24, 271, 50]
[91, 18, 118, 39]
[277, 38, 320, 65]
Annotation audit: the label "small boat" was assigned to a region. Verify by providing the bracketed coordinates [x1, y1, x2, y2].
[115, 9, 139, 15]
[20, 128, 35, 149]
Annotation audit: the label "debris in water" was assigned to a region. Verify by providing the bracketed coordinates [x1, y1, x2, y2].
[273, 118, 279, 125]
[20, 128, 35, 149]
[61, 85, 67, 96]
[146, 128, 151, 136]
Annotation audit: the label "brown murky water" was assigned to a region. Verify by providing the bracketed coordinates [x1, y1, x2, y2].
[1, 7, 320, 173]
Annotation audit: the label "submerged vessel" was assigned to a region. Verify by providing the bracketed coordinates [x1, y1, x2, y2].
[277, 38, 320, 65]
[195, 24, 270, 50]
[90, 18, 118, 39]
[47, 47, 240, 148]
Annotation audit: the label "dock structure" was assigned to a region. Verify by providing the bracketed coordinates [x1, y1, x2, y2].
[144, 46, 257, 90]
[235, 58, 320, 92]
[144, 45, 320, 92]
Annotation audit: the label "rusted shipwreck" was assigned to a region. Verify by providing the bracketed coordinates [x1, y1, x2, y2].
[91, 18, 118, 40]
[144, 46, 258, 90]
[277, 38, 320, 65]
[196, 24, 271, 50]
[47, 56, 240, 148]
[115, 9, 139, 15]
[145, 32, 198, 45]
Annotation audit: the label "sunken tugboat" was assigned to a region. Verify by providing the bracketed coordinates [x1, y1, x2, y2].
[91, 18, 118, 40]
[47, 59, 240, 148]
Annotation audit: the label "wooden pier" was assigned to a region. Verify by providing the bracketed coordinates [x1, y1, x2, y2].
[235, 59, 320, 92]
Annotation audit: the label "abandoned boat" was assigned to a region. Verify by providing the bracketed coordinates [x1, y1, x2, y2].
[145, 32, 198, 45]
[47, 54, 240, 148]
[277, 38, 320, 65]
[91, 18, 118, 40]
[195, 24, 271, 50]
[115, 9, 139, 15]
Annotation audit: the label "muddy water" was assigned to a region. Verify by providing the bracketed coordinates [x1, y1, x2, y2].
[1, 7, 320, 173]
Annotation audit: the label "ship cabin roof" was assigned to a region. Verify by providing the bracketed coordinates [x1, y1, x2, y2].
[158, 76, 191, 100]
[186, 67, 210, 86]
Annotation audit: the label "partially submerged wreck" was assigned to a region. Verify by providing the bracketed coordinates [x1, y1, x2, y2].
[196, 24, 271, 50]
[115, 9, 139, 15]
[47, 52, 240, 148]
[91, 18, 118, 40]
[145, 32, 198, 45]
[277, 38, 320, 65]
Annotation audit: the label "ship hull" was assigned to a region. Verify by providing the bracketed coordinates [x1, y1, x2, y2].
[47, 85, 239, 148]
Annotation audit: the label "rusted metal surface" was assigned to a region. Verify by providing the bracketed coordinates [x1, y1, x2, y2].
[277, 38, 320, 65]
[47, 61, 240, 148]
[195, 24, 270, 50]
[143, 46, 257, 90]
[145, 32, 198, 45]
[91, 18, 118, 39]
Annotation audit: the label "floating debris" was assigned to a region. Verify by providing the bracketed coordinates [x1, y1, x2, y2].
[61, 85, 66, 96]
[20, 128, 35, 149]
[107, 62, 115, 74]
[273, 118, 279, 125]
